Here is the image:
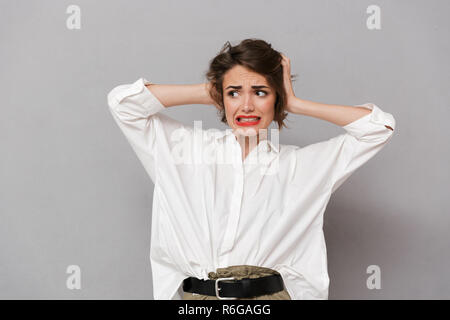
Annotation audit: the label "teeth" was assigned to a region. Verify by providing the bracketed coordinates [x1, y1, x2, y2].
[239, 117, 260, 122]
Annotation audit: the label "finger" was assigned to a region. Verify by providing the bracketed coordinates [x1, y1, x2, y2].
[281, 57, 290, 70]
[283, 62, 291, 77]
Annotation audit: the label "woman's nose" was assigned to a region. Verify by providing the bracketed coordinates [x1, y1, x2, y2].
[243, 95, 255, 111]
[243, 104, 254, 112]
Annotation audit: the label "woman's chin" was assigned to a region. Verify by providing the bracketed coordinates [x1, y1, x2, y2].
[233, 126, 260, 137]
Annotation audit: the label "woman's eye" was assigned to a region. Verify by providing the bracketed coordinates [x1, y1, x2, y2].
[256, 90, 267, 96]
[227, 90, 267, 97]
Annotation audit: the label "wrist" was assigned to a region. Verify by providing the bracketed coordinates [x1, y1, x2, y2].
[288, 97, 307, 115]
[199, 83, 214, 105]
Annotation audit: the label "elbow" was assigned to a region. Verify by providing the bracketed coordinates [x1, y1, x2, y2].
[384, 112, 396, 132]
[107, 86, 121, 109]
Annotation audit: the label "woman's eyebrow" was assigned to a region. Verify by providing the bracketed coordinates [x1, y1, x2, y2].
[225, 85, 270, 90]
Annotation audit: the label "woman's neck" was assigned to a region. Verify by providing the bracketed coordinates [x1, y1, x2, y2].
[234, 134, 260, 161]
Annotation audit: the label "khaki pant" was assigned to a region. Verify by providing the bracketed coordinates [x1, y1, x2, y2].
[182, 265, 291, 300]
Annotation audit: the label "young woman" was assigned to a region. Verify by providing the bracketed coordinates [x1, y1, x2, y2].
[107, 39, 395, 300]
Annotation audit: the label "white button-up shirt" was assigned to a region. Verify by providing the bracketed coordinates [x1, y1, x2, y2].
[107, 77, 396, 300]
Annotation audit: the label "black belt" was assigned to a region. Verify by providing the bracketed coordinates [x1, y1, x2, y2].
[182, 274, 285, 299]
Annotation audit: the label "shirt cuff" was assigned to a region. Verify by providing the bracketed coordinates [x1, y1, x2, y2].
[107, 77, 166, 116]
[342, 103, 396, 140]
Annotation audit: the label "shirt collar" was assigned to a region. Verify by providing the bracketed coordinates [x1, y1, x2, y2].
[212, 129, 280, 154]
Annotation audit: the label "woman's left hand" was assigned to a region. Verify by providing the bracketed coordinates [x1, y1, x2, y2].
[280, 53, 298, 113]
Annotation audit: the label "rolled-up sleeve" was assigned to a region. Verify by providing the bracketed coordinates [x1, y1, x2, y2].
[293, 103, 396, 194]
[330, 103, 395, 193]
[107, 77, 189, 183]
[331, 103, 395, 193]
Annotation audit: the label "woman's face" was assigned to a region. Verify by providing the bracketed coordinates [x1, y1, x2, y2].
[222, 65, 276, 137]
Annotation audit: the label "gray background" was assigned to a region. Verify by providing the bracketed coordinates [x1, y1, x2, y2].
[1, 0, 449, 299]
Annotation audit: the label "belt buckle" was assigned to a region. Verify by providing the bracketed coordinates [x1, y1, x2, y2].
[215, 277, 238, 300]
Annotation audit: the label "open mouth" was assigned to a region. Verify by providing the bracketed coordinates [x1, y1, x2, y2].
[236, 116, 261, 126]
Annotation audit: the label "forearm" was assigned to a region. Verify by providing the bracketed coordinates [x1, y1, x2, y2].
[289, 97, 372, 127]
[145, 83, 212, 108]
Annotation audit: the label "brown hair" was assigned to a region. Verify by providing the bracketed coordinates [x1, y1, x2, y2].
[205, 38, 296, 130]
